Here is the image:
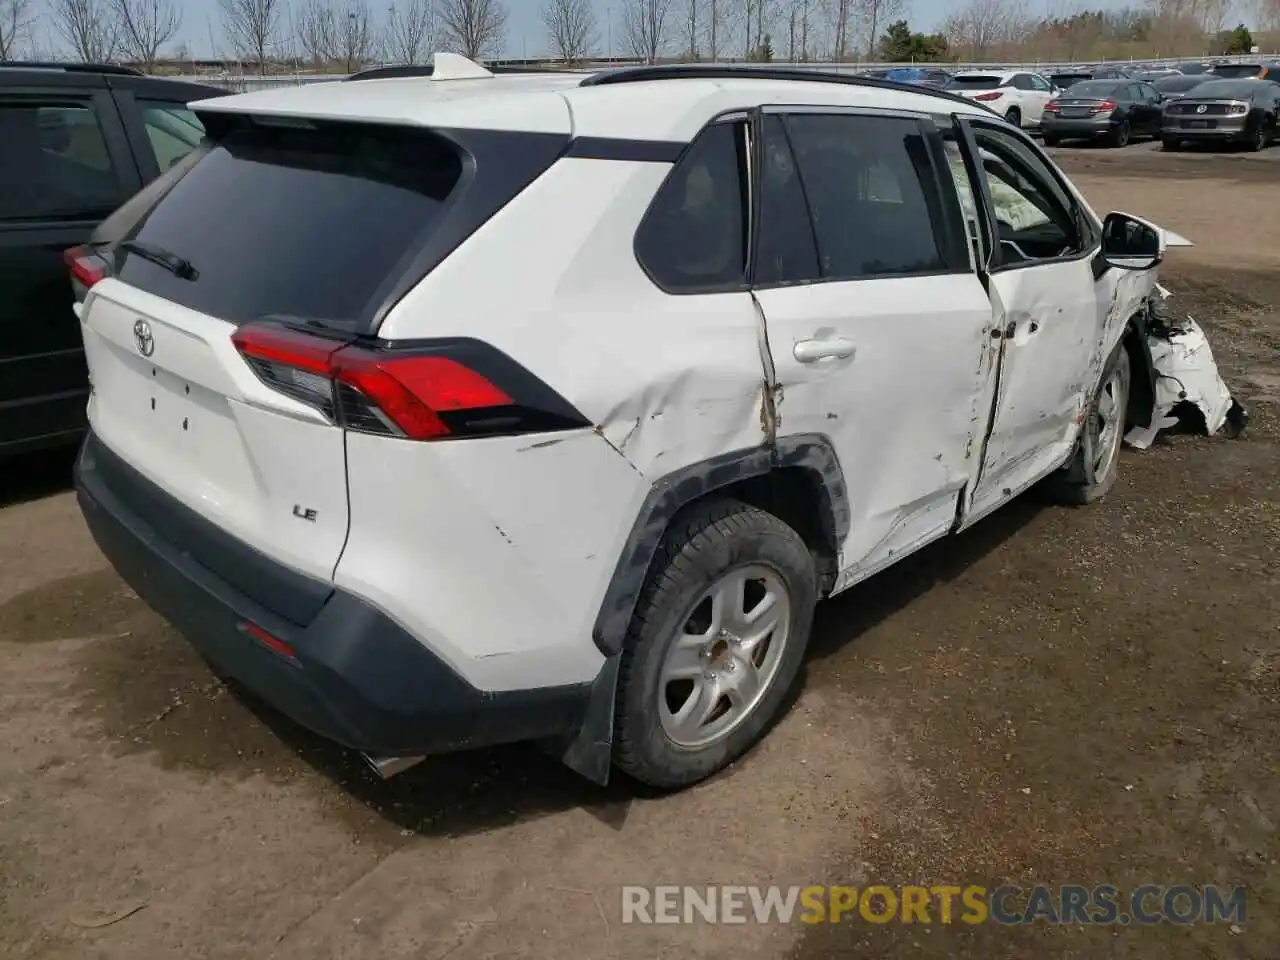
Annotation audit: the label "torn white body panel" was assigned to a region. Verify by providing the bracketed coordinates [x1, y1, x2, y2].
[1126, 314, 1236, 449]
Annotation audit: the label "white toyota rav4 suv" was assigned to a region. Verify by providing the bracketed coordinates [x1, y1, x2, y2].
[71, 56, 1178, 790]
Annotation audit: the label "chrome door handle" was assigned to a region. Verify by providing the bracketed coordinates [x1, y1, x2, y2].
[794, 337, 856, 363]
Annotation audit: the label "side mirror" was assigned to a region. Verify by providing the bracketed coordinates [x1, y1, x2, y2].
[1101, 211, 1165, 270]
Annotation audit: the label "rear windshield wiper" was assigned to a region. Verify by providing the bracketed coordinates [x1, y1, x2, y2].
[119, 239, 199, 281]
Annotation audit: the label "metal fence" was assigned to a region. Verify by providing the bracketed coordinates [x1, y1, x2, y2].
[175, 53, 1274, 93]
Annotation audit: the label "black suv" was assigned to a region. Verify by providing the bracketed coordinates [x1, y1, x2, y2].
[0, 63, 224, 458]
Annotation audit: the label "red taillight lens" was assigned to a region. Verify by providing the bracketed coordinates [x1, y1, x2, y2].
[1092, 100, 1118, 113]
[231, 324, 514, 441]
[64, 245, 112, 299]
[974, 91, 1004, 102]
[1043, 101, 1059, 112]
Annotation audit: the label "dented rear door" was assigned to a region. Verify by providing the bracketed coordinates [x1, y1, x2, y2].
[752, 110, 994, 585]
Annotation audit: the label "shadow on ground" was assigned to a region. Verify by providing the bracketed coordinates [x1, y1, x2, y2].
[0, 447, 77, 509]
[4, 482, 1043, 843]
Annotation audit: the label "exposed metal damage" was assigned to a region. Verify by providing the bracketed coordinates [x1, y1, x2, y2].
[1125, 283, 1249, 450]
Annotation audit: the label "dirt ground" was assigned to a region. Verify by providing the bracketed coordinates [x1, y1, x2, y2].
[1, 145, 1277, 960]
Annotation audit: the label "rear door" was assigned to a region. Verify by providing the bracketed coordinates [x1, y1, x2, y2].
[0, 74, 140, 454]
[81, 117, 467, 581]
[751, 108, 994, 587]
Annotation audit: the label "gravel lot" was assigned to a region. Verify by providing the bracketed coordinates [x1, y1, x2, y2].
[1, 146, 1277, 960]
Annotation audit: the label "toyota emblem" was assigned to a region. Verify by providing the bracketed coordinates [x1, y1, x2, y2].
[133, 318, 155, 357]
[1196, 104, 1208, 114]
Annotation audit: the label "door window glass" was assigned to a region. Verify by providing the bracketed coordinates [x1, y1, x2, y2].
[969, 125, 1083, 267]
[138, 101, 207, 173]
[0, 101, 122, 220]
[783, 113, 948, 281]
[755, 115, 821, 285]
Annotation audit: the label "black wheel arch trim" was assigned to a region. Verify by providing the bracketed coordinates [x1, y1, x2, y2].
[589, 433, 849, 658]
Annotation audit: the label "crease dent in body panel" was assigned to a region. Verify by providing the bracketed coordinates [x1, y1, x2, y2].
[595, 366, 765, 478]
[752, 292, 780, 445]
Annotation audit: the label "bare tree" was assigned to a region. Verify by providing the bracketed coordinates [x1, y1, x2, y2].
[706, 0, 726, 58]
[541, 0, 596, 60]
[822, 0, 854, 59]
[942, 0, 1023, 59]
[438, 0, 508, 59]
[683, 0, 704, 58]
[0, 0, 34, 58]
[220, 0, 283, 71]
[295, 0, 338, 63]
[54, 0, 119, 60]
[385, 0, 436, 63]
[857, 0, 901, 59]
[335, 0, 376, 70]
[109, 0, 182, 70]
[624, 0, 674, 61]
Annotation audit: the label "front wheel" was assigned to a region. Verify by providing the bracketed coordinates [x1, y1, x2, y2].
[612, 499, 817, 789]
[1043, 342, 1132, 505]
[1250, 123, 1268, 152]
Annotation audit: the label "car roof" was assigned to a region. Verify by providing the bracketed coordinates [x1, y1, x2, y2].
[0, 61, 224, 99]
[954, 69, 1016, 78]
[193, 60, 993, 142]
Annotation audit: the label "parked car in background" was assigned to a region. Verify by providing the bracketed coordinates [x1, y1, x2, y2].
[947, 70, 1056, 127]
[1049, 66, 1135, 90]
[1153, 74, 1212, 100]
[1136, 68, 1182, 81]
[1042, 78, 1166, 146]
[0, 63, 222, 458]
[1208, 61, 1280, 80]
[1162, 78, 1280, 151]
[883, 67, 953, 88]
[1175, 61, 1212, 75]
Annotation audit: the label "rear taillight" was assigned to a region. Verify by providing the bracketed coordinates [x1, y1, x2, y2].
[1091, 100, 1118, 113]
[1043, 100, 1059, 112]
[231, 322, 583, 442]
[974, 91, 1004, 102]
[64, 245, 112, 302]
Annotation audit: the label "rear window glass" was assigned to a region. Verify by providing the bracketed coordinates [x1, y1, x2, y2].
[1187, 79, 1264, 98]
[1155, 76, 1208, 91]
[116, 119, 462, 330]
[1050, 74, 1090, 87]
[1065, 80, 1123, 97]
[1209, 64, 1261, 78]
[949, 75, 1003, 89]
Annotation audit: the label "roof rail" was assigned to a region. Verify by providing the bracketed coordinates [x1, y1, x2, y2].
[344, 58, 554, 82]
[0, 60, 143, 76]
[578, 63, 995, 113]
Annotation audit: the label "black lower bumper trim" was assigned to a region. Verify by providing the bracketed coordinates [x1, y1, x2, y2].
[75, 430, 593, 757]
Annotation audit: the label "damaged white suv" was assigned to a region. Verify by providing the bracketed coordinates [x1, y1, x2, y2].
[70, 57, 1240, 790]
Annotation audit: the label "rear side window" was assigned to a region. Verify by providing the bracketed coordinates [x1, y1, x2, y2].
[782, 113, 948, 281]
[0, 100, 123, 221]
[117, 120, 463, 330]
[635, 120, 749, 292]
[138, 101, 206, 172]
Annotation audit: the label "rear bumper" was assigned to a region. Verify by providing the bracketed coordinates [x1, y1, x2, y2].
[1042, 117, 1115, 136]
[1162, 120, 1249, 140]
[74, 429, 593, 757]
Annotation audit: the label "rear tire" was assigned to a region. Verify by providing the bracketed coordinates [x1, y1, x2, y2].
[1005, 106, 1022, 128]
[1043, 342, 1132, 506]
[1111, 120, 1131, 148]
[1162, 136, 1181, 151]
[1042, 133, 1060, 147]
[612, 499, 817, 790]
